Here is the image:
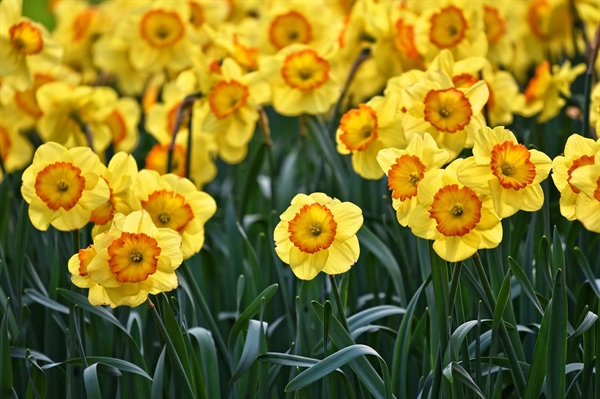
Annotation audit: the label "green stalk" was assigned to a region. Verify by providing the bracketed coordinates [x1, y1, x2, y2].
[329, 275, 350, 333]
[167, 92, 202, 174]
[472, 253, 526, 397]
[72, 230, 80, 254]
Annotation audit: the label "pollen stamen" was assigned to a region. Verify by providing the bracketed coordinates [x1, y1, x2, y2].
[310, 223, 321, 236]
[57, 180, 69, 192]
[130, 250, 143, 262]
[451, 204, 463, 216]
[158, 212, 171, 224]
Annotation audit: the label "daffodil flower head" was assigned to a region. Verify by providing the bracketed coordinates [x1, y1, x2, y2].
[136, 170, 217, 259]
[568, 152, 600, 233]
[377, 132, 450, 226]
[80, 210, 184, 308]
[408, 159, 503, 262]
[456, 126, 552, 219]
[68, 245, 116, 307]
[21, 142, 110, 231]
[336, 93, 406, 180]
[274, 193, 363, 280]
[552, 135, 600, 230]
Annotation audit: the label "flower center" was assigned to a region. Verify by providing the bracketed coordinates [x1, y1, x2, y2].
[423, 88, 473, 133]
[338, 104, 379, 151]
[140, 9, 185, 48]
[288, 203, 337, 254]
[483, 6, 506, 43]
[34, 162, 86, 211]
[189, 1, 205, 28]
[567, 155, 595, 194]
[394, 18, 419, 60]
[9, 21, 44, 55]
[103, 110, 127, 148]
[281, 49, 330, 91]
[429, 5, 467, 49]
[107, 232, 161, 283]
[145, 143, 187, 177]
[490, 141, 536, 190]
[14, 73, 55, 118]
[269, 10, 312, 50]
[429, 184, 482, 237]
[387, 154, 427, 201]
[142, 189, 195, 233]
[208, 80, 250, 118]
[524, 61, 551, 103]
[0, 126, 11, 162]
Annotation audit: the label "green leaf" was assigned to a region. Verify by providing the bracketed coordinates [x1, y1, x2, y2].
[1, 297, 13, 399]
[508, 258, 543, 315]
[443, 319, 493, 365]
[574, 248, 600, 298]
[42, 357, 152, 380]
[258, 353, 321, 368]
[285, 344, 391, 399]
[312, 301, 395, 399]
[442, 362, 485, 399]
[550, 228, 565, 280]
[230, 319, 268, 384]
[546, 269, 567, 399]
[347, 305, 405, 332]
[25, 350, 46, 399]
[228, 284, 278, 349]
[188, 327, 220, 399]
[25, 289, 69, 314]
[357, 227, 406, 305]
[492, 270, 511, 338]
[83, 363, 120, 399]
[151, 347, 166, 399]
[524, 299, 552, 399]
[568, 311, 598, 340]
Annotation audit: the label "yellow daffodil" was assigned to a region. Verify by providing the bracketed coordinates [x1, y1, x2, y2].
[413, 2, 487, 63]
[513, 60, 586, 123]
[261, 43, 341, 116]
[36, 82, 118, 152]
[336, 93, 406, 179]
[591, 83, 600, 134]
[401, 69, 488, 160]
[90, 152, 141, 237]
[408, 159, 502, 262]
[0, 0, 62, 90]
[482, 2, 515, 69]
[456, 126, 552, 218]
[568, 152, 600, 233]
[274, 193, 363, 280]
[195, 58, 270, 164]
[145, 81, 189, 145]
[104, 97, 140, 153]
[83, 210, 183, 307]
[68, 245, 115, 307]
[187, 0, 230, 31]
[377, 133, 450, 226]
[21, 142, 110, 231]
[0, 111, 33, 176]
[135, 170, 217, 259]
[552, 134, 600, 222]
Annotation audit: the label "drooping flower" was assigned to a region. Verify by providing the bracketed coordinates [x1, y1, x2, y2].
[68, 245, 115, 307]
[456, 126, 552, 218]
[552, 134, 600, 222]
[274, 193, 363, 280]
[408, 159, 502, 262]
[377, 133, 450, 226]
[568, 152, 600, 233]
[83, 210, 183, 307]
[135, 170, 217, 259]
[0, 0, 62, 90]
[21, 142, 110, 231]
[336, 93, 406, 179]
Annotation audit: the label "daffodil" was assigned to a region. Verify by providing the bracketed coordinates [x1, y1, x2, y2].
[513, 60, 586, 123]
[145, 81, 190, 145]
[260, 43, 341, 116]
[0, 0, 62, 90]
[552, 134, 600, 222]
[68, 245, 115, 307]
[336, 93, 406, 179]
[274, 193, 363, 280]
[104, 97, 140, 153]
[0, 109, 33, 176]
[377, 133, 450, 226]
[456, 126, 552, 218]
[401, 69, 488, 160]
[569, 153, 600, 233]
[135, 170, 216, 259]
[90, 152, 141, 237]
[408, 159, 502, 262]
[84, 210, 183, 307]
[591, 83, 600, 134]
[21, 142, 110, 231]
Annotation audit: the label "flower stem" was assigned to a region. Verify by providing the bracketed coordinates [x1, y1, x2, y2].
[167, 92, 202, 174]
[72, 229, 80, 254]
[329, 274, 350, 333]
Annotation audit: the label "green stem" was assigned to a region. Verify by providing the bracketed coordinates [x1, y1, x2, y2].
[167, 92, 202, 174]
[472, 253, 526, 397]
[72, 229, 80, 254]
[329, 275, 350, 333]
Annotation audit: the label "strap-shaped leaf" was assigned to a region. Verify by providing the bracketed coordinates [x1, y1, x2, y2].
[442, 361, 485, 399]
[347, 305, 405, 332]
[228, 284, 278, 350]
[230, 319, 268, 384]
[508, 258, 543, 315]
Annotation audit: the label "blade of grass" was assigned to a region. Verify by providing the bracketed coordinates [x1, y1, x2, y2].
[546, 269, 567, 399]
